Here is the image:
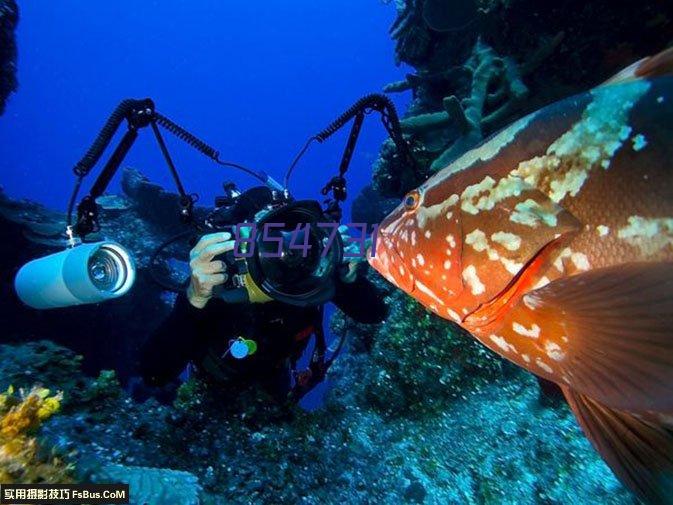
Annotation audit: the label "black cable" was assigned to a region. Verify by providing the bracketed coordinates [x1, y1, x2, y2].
[154, 112, 272, 187]
[283, 136, 319, 189]
[154, 112, 220, 161]
[283, 93, 416, 190]
[149, 229, 196, 292]
[66, 175, 84, 227]
[74, 99, 153, 177]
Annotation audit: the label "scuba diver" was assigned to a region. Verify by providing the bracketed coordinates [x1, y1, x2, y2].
[14, 95, 415, 403]
[138, 185, 388, 403]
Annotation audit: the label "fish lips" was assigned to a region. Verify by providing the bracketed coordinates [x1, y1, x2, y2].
[367, 232, 415, 294]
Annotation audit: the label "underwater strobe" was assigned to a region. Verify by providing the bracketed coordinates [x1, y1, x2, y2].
[14, 240, 136, 309]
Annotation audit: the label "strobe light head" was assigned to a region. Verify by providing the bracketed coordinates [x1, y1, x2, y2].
[14, 241, 136, 309]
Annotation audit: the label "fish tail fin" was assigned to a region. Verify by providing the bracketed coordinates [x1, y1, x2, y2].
[563, 386, 673, 504]
[604, 46, 673, 85]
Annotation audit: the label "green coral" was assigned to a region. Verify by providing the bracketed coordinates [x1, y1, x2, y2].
[334, 286, 506, 416]
[173, 378, 208, 412]
[85, 370, 122, 402]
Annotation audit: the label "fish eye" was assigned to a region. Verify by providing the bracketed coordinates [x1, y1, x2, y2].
[403, 190, 420, 211]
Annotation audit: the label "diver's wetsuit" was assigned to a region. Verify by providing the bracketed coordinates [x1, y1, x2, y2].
[140, 274, 386, 399]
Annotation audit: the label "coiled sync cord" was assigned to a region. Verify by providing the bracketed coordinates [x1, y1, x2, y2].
[283, 93, 414, 189]
[66, 98, 269, 227]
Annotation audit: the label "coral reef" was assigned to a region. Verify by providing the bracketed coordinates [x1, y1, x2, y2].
[0, 331, 630, 503]
[0, 0, 18, 115]
[370, 0, 673, 196]
[0, 385, 74, 484]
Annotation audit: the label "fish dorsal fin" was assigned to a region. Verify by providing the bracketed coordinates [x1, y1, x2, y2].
[604, 47, 673, 85]
[523, 262, 673, 412]
[563, 387, 673, 504]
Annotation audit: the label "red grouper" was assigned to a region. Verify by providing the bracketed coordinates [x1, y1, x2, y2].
[368, 48, 673, 504]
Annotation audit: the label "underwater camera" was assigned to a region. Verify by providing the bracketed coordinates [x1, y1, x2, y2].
[202, 185, 343, 306]
[14, 95, 419, 309]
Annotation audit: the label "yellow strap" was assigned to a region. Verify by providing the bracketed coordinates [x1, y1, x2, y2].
[243, 272, 273, 304]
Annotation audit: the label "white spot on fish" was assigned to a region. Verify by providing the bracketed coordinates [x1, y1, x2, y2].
[571, 252, 590, 271]
[510, 199, 559, 227]
[462, 265, 485, 296]
[465, 229, 489, 253]
[460, 175, 528, 215]
[618, 216, 673, 257]
[501, 258, 523, 275]
[489, 334, 517, 354]
[521, 354, 531, 363]
[398, 265, 406, 276]
[416, 254, 425, 266]
[443, 260, 451, 270]
[596, 225, 609, 237]
[535, 358, 554, 374]
[545, 341, 565, 361]
[411, 231, 417, 246]
[415, 280, 445, 306]
[632, 134, 648, 151]
[512, 322, 540, 339]
[491, 232, 521, 251]
[447, 309, 461, 323]
[424, 230, 432, 239]
[446, 234, 456, 248]
[511, 80, 650, 202]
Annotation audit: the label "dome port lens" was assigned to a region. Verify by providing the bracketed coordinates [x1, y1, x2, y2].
[88, 246, 128, 293]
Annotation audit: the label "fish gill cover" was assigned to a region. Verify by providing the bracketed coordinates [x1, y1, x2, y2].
[0, 0, 672, 504]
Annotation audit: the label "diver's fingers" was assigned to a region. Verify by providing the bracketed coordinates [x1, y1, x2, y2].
[190, 232, 232, 258]
[200, 240, 236, 262]
[201, 260, 226, 274]
[194, 272, 228, 291]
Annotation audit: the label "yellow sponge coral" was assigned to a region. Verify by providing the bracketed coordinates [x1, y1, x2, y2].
[0, 385, 73, 483]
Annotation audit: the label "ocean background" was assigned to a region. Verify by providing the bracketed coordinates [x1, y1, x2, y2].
[0, 0, 408, 222]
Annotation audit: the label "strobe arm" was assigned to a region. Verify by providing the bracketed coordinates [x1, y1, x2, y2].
[314, 94, 420, 220]
[69, 99, 215, 238]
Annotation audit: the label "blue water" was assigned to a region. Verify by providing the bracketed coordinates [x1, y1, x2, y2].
[0, 0, 409, 220]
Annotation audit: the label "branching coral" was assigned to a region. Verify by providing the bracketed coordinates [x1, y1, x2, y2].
[399, 39, 529, 171]
[0, 385, 74, 483]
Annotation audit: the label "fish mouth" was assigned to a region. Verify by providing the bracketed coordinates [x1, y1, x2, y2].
[367, 231, 415, 294]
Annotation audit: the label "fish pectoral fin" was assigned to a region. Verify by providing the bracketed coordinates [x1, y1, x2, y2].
[524, 262, 673, 412]
[604, 47, 673, 85]
[563, 386, 673, 504]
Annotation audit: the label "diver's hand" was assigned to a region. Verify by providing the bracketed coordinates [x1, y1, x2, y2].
[186, 232, 233, 309]
[338, 225, 368, 284]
